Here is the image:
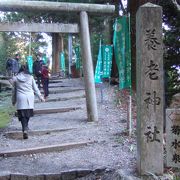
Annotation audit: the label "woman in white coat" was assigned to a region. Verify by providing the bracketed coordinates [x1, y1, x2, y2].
[10, 65, 45, 139]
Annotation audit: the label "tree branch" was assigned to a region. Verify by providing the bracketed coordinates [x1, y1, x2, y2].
[172, 0, 180, 10]
[119, 0, 126, 15]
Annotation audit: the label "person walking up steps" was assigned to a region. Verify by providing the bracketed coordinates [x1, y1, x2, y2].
[33, 53, 43, 89]
[6, 54, 21, 77]
[6, 58, 13, 77]
[13, 53, 21, 75]
[10, 65, 45, 139]
[41, 63, 50, 99]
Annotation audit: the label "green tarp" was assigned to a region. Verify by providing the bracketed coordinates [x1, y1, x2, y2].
[26, 56, 33, 74]
[95, 40, 113, 83]
[60, 52, 66, 71]
[74, 45, 81, 69]
[113, 16, 131, 89]
[42, 55, 47, 65]
[95, 40, 103, 83]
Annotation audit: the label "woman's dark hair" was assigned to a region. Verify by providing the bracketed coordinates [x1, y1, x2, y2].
[18, 64, 30, 74]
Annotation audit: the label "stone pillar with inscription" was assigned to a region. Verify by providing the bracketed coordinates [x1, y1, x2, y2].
[136, 3, 164, 175]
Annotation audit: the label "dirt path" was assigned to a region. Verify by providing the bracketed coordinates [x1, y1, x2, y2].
[0, 78, 137, 179]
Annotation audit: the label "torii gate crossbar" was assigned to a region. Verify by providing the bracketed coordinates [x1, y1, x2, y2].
[0, 22, 79, 33]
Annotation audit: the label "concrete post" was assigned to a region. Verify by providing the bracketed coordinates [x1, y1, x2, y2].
[136, 3, 164, 175]
[80, 11, 98, 122]
[52, 33, 60, 74]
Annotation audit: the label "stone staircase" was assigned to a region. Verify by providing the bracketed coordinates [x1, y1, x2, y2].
[0, 77, 136, 179]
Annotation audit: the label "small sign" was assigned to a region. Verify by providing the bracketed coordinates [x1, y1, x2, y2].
[74, 45, 81, 69]
[102, 45, 113, 78]
[166, 109, 180, 168]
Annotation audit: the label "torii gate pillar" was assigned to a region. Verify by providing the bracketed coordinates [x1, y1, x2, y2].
[80, 11, 98, 122]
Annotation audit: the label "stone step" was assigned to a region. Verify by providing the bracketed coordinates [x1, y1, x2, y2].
[40, 88, 85, 94]
[0, 79, 11, 86]
[0, 168, 108, 180]
[0, 141, 93, 158]
[49, 80, 63, 83]
[34, 107, 82, 115]
[35, 95, 85, 103]
[38, 85, 69, 89]
[5, 128, 76, 139]
[48, 85, 70, 88]
[14, 107, 82, 117]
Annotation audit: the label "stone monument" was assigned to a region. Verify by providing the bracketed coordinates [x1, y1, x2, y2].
[136, 3, 164, 175]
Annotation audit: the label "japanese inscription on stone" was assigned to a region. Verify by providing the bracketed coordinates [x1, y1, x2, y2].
[144, 91, 161, 112]
[144, 126, 160, 143]
[145, 60, 159, 80]
[143, 28, 162, 139]
[145, 29, 160, 50]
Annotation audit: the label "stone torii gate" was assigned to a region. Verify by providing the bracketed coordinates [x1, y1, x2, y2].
[0, 0, 115, 122]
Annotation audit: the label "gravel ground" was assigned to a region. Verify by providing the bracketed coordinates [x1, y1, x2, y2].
[0, 78, 137, 178]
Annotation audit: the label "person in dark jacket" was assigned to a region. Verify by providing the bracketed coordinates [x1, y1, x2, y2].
[6, 58, 13, 76]
[6, 54, 20, 76]
[13, 53, 21, 75]
[33, 53, 43, 89]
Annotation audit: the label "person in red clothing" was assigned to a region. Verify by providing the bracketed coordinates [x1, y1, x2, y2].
[41, 64, 49, 99]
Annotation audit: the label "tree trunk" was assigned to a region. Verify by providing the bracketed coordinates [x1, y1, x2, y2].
[128, 0, 159, 90]
[111, 0, 119, 80]
[52, 33, 61, 74]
